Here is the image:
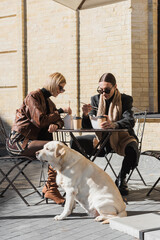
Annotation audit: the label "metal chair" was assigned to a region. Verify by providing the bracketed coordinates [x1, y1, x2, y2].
[38, 159, 48, 187]
[103, 108, 147, 185]
[103, 150, 117, 178]
[52, 131, 70, 145]
[0, 117, 43, 206]
[141, 150, 160, 196]
[126, 109, 147, 184]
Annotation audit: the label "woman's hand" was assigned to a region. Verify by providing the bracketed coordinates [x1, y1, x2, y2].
[82, 104, 92, 116]
[48, 124, 58, 133]
[63, 107, 72, 115]
[100, 115, 116, 129]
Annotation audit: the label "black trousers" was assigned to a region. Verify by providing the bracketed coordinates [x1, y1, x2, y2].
[70, 134, 139, 176]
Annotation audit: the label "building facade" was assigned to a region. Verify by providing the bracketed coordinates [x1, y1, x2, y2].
[0, 0, 159, 150]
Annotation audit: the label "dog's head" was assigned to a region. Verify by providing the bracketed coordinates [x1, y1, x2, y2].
[36, 141, 66, 170]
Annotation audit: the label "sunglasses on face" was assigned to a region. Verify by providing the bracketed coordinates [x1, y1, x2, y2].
[58, 85, 65, 93]
[97, 86, 114, 94]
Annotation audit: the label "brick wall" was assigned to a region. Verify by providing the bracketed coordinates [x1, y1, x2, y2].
[131, 0, 149, 110]
[0, 0, 22, 134]
[80, 1, 132, 107]
[143, 122, 160, 151]
[148, 0, 158, 111]
[27, 0, 77, 113]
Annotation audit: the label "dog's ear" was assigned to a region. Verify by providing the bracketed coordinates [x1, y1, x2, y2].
[54, 143, 66, 158]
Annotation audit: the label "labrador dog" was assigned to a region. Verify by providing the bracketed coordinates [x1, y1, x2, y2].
[36, 141, 127, 224]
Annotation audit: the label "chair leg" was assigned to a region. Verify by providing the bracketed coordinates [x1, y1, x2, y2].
[104, 154, 118, 178]
[0, 160, 26, 193]
[127, 167, 147, 186]
[0, 168, 30, 206]
[15, 163, 42, 197]
[147, 177, 160, 196]
[0, 160, 42, 206]
[0, 160, 30, 196]
[38, 161, 47, 187]
[135, 167, 147, 186]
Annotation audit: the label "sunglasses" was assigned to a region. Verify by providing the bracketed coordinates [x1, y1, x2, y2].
[59, 85, 65, 93]
[97, 86, 114, 94]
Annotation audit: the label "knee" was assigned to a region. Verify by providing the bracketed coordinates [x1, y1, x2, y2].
[125, 146, 136, 157]
[70, 139, 77, 150]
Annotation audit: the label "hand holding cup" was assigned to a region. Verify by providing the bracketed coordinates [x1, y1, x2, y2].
[100, 115, 116, 129]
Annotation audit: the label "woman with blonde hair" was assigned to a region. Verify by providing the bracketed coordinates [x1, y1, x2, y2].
[6, 72, 71, 205]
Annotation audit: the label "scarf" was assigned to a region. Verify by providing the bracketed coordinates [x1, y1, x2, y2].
[97, 89, 137, 156]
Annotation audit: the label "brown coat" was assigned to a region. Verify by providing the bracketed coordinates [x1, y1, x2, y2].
[12, 89, 64, 140]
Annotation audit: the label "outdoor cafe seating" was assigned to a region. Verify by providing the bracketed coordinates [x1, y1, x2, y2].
[0, 117, 45, 206]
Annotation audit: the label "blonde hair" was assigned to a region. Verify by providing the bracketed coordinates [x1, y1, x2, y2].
[44, 72, 66, 95]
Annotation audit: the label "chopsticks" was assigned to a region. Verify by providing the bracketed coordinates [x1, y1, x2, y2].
[80, 102, 98, 110]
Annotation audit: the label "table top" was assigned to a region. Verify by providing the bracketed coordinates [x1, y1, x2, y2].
[56, 128, 128, 133]
[135, 112, 160, 118]
[146, 114, 160, 119]
[135, 112, 160, 122]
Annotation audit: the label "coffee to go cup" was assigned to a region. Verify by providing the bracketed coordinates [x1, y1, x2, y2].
[73, 116, 82, 130]
[97, 115, 106, 128]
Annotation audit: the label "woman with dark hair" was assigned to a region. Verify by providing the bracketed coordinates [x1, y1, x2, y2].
[6, 72, 72, 205]
[71, 73, 138, 196]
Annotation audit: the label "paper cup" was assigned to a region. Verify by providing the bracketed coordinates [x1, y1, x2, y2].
[97, 116, 106, 128]
[73, 116, 82, 130]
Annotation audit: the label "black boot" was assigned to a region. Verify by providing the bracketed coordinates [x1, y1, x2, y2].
[115, 173, 129, 196]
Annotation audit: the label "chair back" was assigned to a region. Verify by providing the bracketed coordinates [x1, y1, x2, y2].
[53, 131, 67, 142]
[133, 108, 147, 153]
[52, 131, 70, 146]
[0, 117, 7, 145]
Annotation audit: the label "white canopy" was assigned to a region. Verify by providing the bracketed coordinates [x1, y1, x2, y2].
[52, 0, 126, 11]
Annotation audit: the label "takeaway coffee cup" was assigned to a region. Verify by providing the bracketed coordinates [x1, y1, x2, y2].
[97, 115, 106, 128]
[73, 116, 82, 130]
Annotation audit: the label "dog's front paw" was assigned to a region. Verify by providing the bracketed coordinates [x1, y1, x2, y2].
[54, 215, 64, 221]
[95, 216, 104, 222]
[95, 216, 110, 224]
